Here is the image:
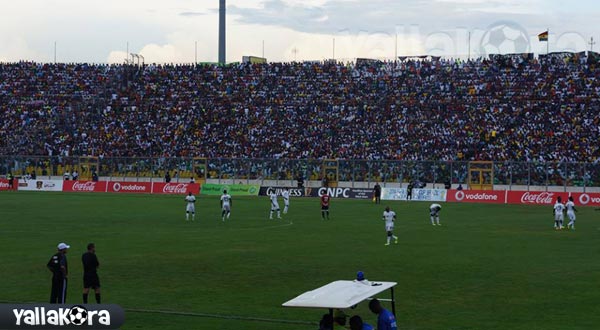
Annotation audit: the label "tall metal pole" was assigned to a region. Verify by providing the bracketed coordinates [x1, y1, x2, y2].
[468, 32, 471, 61]
[332, 38, 335, 60]
[394, 33, 398, 60]
[195, 41, 198, 63]
[262, 40, 265, 59]
[54, 41, 57, 64]
[218, 0, 226, 64]
[547, 28, 550, 55]
[589, 37, 596, 52]
[126, 42, 129, 64]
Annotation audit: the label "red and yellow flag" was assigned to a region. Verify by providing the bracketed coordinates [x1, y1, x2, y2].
[538, 31, 549, 42]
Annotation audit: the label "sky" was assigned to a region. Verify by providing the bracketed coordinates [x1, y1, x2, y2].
[0, 0, 598, 64]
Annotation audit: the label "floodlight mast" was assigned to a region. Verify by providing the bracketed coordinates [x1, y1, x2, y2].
[219, 0, 226, 64]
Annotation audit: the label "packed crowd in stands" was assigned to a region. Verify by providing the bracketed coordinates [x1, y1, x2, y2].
[1, 56, 599, 162]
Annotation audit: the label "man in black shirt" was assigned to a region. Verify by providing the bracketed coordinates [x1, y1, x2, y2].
[407, 182, 414, 201]
[47, 242, 69, 303]
[373, 182, 382, 204]
[82, 243, 101, 304]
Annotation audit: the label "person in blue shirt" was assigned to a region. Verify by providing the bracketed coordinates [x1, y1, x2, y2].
[369, 299, 397, 330]
[349, 315, 374, 330]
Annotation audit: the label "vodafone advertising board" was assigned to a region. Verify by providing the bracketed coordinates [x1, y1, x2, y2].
[447, 190, 505, 204]
[107, 181, 152, 194]
[63, 181, 107, 192]
[61, 181, 199, 194]
[153, 182, 200, 195]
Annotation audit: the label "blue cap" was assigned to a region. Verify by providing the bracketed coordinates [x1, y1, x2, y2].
[357, 271, 365, 281]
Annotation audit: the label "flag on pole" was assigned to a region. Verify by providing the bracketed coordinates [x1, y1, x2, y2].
[538, 31, 549, 42]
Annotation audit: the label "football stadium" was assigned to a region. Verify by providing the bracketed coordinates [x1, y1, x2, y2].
[1, 1, 600, 329]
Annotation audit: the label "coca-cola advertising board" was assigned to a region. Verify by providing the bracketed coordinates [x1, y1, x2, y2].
[63, 180, 107, 193]
[0, 179, 15, 191]
[106, 181, 152, 194]
[507, 191, 568, 205]
[447, 190, 506, 204]
[152, 182, 200, 195]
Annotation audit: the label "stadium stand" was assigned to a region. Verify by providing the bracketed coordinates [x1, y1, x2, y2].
[1, 57, 599, 165]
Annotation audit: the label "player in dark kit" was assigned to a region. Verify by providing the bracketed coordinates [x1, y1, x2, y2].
[321, 194, 331, 220]
[373, 182, 382, 204]
[47, 242, 69, 303]
[82, 243, 101, 304]
[406, 182, 413, 201]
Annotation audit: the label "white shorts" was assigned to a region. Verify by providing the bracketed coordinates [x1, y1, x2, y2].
[271, 203, 280, 211]
[554, 214, 564, 221]
[186, 204, 195, 213]
[386, 225, 394, 232]
[222, 204, 231, 212]
[567, 211, 576, 221]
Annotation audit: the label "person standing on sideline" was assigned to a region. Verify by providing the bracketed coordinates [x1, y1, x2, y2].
[430, 203, 442, 226]
[7, 173, 14, 189]
[373, 182, 382, 204]
[82, 243, 101, 304]
[368, 298, 397, 330]
[185, 192, 196, 221]
[566, 196, 577, 230]
[47, 242, 69, 303]
[220, 189, 232, 221]
[321, 193, 331, 220]
[282, 188, 290, 214]
[269, 190, 282, 219]
[382, 206, 399, 246]
[553, 196, 565, 230]
[406, 182, 413, 201]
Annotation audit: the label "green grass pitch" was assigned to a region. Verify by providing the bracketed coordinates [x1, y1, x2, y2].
[1, 191, 599, 330]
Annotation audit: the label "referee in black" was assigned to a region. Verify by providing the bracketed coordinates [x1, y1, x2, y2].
[82, 243, 101, 304]
[47, 242, 69, 303]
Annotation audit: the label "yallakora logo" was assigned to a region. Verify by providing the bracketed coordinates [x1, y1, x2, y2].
[13, 305, 110, 326]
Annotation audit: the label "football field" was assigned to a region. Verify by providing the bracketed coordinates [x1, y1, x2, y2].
[1, 191, 599, 330]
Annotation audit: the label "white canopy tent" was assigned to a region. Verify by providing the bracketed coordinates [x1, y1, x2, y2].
[282, 280, 398, 317]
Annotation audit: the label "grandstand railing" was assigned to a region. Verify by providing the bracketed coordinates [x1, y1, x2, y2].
[1, 156, 599, 191]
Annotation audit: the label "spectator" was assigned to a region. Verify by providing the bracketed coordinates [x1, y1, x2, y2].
[349, 315, 374, 330]
[165, 172, 171, 183]
[63, 170, 70, 181]
[91, 171, 99, 182]
[72, 170, 79, 181]
[369, 298, 397, 330]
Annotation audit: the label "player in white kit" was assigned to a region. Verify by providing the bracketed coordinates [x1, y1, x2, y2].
[565, 196, 577, 230]
[382, 206, 398, 246]
[553, 196, 565, 230]
[185, 192, 196, 221]
[269, 190, 281, 219]
[220, 190, 232, 222]
[430, 203, 442, 226]
[282, 188, 290, 214]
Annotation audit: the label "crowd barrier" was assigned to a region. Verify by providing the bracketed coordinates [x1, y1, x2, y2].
[6, 180, 600, 206]
[13, 179, 200, 195]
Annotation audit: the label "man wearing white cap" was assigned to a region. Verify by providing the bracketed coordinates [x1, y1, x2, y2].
[47, 242, 69, 303]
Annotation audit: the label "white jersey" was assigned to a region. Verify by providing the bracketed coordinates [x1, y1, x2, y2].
[554, 202, 565, 220]
[270, 193, 280, 210]
[185, 195, 196, 212]
[565, 200, 576, 221]
[383, 210, 396, 230]
[282, 190, 290, 205]
[430, 203, 442, 211]
[221, 194, 232, 210]
[565, 201, 575, 213]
